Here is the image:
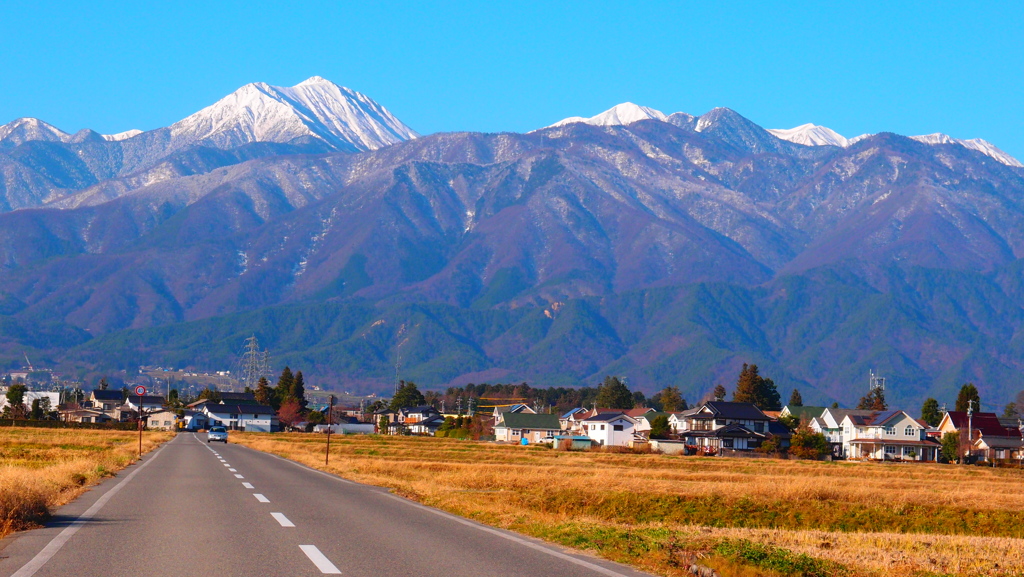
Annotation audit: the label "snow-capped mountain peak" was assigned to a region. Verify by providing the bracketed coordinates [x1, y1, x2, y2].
[102, 129, 143, 142]
[547, 102, 669, 128]
[910, 133, 1022, 168]
[0, 117, 71, 147]
[768, 123, 849, 147]
[167, 77, 418, 153]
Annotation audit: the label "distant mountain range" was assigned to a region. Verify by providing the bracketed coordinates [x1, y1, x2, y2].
[2, 79, 1023, 411]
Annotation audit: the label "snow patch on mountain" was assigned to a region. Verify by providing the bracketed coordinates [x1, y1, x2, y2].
[168, 76, 418, 153]
[547, 103, 669, 128]
[102, 129, 143, 141]
[910, 133, 1022, 168]
[768, 123, 849, 147]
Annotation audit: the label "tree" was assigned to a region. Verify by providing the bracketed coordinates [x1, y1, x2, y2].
[732, 364, 781, 411]
[274, 367, 295, 409]
[292, 371, 308, 412]
[941, 431, 961, 463]
[378, 415, 390, 434]
[955, 383, 981, 413]
[6, 383, 27, 409]
[857, 388, 887, 411]
[595, 376, 634, 409]
[390, 381, 426, 411]
[789, 388, 803, 407]
[921, 398, 941, 427]
[658, 387, 684, 412]
[649, 415, 671, 439]
[789, 427, 830, 459]
[277, 399, 303, 430]
[30, 398, 43, 420]
[254, 377, 273, 406]
[168, 389, 180, 408]
[1003, 402, 1019, 420]
[713, 384, 727, 402]
[778, 414, 800, 432]
[198, 387, 221, 402]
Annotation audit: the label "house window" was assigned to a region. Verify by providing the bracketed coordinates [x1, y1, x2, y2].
[885, 445, 896, 455]
[885, 426, 896, 435]
[523, 429, 531, 434]
[600, 425, 606, 430]
[715, 419, 726, 426]
[613, 425, 623, 431]
[512, 429, 521, 435]
[753, 422, 764, 433]
[904, 425, 914, 436]
[723, 439, 734, 448]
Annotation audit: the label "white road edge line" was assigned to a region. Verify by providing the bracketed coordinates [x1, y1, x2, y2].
[380, 493, 632, 577]
[271, 512, 295, 527]
[254, 493, 270, 503]
[299, 545, 341, 574]
[11, 439, 171, 577]
[242, 482, 254, 489]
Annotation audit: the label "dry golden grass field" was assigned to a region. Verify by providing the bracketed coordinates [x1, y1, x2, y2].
[231, 433, 1024, 577]
[0, 426, 172, 538]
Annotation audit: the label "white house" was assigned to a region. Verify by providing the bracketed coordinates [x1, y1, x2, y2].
[202, 403, 278, 432]
[146, 409, 179, 431]
[838, 410, 940, 461]
[810, 408, 876, 446]
[0, 391, 60, 413]
[580, 413, 638, 447]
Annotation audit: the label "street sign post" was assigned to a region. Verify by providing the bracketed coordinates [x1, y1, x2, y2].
[135, 385, 146, 458]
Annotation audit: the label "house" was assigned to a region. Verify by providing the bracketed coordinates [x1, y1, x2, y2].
[146, 409, 179, 430]
[492, 403, 536, 420]
[408, 415, 445, 435]
[580, 413, 638, 447]
[60, 408, 113, 423]
[181, 410, 208, 431]
[938, 411, 1023, 461]
[810, 408, 876, 449]
[0, 391, 60, 413]
[674, 401, 790, 451]
[202, 403, 278, 432]
[634, 411, 676, 437]
[780, 405, 826, 424]
[565, 407, 654, 435]
[494, 412, 563, 443]
[398, 405, 441, 425]
[89, 390, 124, 414]
[839, 410, 940, 461]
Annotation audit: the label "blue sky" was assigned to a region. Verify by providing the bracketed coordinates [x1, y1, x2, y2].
[2, 2, 1022, 157]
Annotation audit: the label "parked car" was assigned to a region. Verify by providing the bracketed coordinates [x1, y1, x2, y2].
[207, 426, 229, 443]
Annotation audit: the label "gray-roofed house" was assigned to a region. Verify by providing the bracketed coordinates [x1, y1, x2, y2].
[675, 401, 790, 451]
[202, 403, 278, 432]
[495, 412, 563, 444]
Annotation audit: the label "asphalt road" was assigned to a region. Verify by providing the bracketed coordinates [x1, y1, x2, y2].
[0, 433, 654, 577]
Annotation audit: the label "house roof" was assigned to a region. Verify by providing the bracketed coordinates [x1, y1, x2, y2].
[638, 411, 670, 423]
[581, 412, 638, 424]
[205, 404, 276, 416]
[90, 390, 123, 401]
[976, 436, 1024, 449]
[400, 405, 439, 416]
[498, 412, 562, 430]
[220, 392, 257, 402]
[560, 408, 588, 419]
[821, 408, 875, 425]
[700, 401, 769, 421]
[944, 411, 1022, 438]
[127, 396, 165, 405]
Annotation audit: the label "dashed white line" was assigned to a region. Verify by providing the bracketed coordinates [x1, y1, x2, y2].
[300, 545, 341, 574]
[229, 468, 237, 472]
[254, 493, 270, 503]
[242, 482, 254, 489]
[234, 474, 244, 479]
[223, 464, 231, 467]
[271, 512, 295, 527]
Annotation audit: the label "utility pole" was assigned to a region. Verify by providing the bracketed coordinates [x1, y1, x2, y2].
[325, 395, 335, 467]
[965, 399, 974, 465]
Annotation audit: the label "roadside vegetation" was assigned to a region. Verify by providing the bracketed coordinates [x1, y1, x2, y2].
[232, 432, 1024, 577]
[0, 427, 171, 538]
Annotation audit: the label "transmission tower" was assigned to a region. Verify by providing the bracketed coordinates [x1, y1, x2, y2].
[869, 370, 885, 392]
[238, 335, 271, 390]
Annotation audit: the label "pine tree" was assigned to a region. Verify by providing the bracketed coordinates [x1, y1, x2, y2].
[595, 376, 634, 409]
[955, 383, 981, 413]
[857, 388, 887, 411]
[921, 397, 941, 427]
[390, 381, 426, 411]
[712, 384, 727, 402]
[732, 364, 782, 411]
[274, 367, 295, 410]
[1001, 402, 1018, 420]
[254, 377, 273, 406]
[293, 371, 307, 412]
[789, 388, 803, 407]
[659, 386, 684, 412]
